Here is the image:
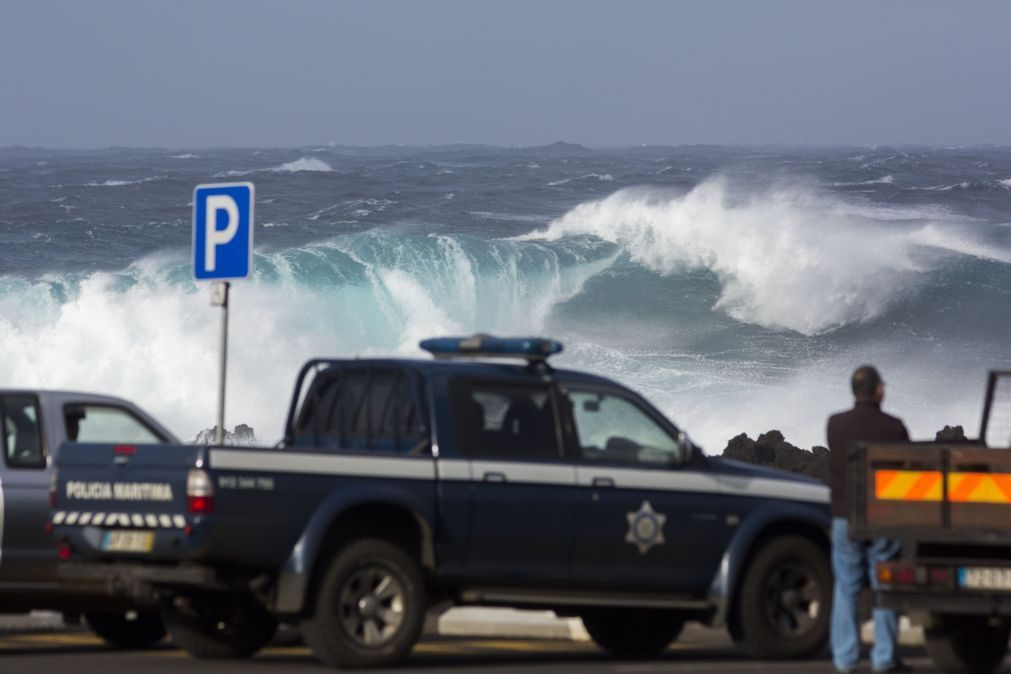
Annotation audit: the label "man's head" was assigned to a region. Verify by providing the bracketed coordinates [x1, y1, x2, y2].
[851, 365, 884, 402]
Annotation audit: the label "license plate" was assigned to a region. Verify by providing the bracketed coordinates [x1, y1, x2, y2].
[101, 531, 154, 553]
[958, 567, 1011, 590]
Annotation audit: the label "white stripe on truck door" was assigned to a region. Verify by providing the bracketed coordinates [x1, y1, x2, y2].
[209, 449, 435, 480]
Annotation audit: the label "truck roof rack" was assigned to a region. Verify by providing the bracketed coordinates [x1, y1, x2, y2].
[419, 335, 563, 363]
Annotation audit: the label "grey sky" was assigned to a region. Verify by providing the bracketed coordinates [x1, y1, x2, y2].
[2, 0, 1009, 148]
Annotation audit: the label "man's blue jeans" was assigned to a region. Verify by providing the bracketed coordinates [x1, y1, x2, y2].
[831, 518, 901, 672]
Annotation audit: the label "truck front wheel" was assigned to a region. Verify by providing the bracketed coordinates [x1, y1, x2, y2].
[730, 534, 831, 659]
[160, 593, 277, 659]
[924, 614, 1010, 674]
[301, 538, 427, 669]
[581, 609, 684, 658]
[85, 610, 165, 649]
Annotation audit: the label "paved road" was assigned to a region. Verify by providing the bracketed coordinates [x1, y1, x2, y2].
[0, 626, 1002, 674]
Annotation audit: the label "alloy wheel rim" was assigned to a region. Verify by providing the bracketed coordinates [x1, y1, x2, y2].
[338, 565, 406, 647]
[762, 561, 822, 637]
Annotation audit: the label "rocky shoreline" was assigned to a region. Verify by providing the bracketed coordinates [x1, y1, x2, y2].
[720, 425, 971, 482]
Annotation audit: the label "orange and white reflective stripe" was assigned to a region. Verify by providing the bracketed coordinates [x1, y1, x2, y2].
[875, 470, 943, 501]
[874, 470, 1011, 504]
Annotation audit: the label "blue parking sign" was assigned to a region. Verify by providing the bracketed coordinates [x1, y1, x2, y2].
[193, 182, 254, 280]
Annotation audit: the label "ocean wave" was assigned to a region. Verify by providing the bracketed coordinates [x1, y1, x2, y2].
[86, 176, 164, 187]
[271, 156, 334, 173]
[830, 175, 894, 187]
[516, 179, 1008, 335]
[909, 182, 972, 192]
[546, 173, 614, 187]
[308, 198, 395, 221]
[171, 153, 199, 159]
[999, 178, 1011, 189]
[0, 232, 615, 441]
[214, 156, 334, 178]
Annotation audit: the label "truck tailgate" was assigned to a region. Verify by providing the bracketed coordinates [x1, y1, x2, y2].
[53, 442, 205, 561]
[850, 443, 1011, 537]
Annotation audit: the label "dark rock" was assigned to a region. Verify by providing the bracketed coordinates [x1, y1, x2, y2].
[720, 425, 972, 483]
[935, 425, 968, 442]
[192, 424, 260, 446]
[720, 430, 828, 482]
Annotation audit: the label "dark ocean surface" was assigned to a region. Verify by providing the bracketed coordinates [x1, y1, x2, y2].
[1, 143, 1009, 449]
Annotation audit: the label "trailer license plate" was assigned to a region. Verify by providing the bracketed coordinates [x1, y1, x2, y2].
[958, 567, 1011, 590]
[101, 531, 154, 553]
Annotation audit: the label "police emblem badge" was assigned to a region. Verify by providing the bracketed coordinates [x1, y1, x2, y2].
[625, 500, 666, 554]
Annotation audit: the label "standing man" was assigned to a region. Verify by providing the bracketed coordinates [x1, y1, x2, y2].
[828, 366, 911, 674]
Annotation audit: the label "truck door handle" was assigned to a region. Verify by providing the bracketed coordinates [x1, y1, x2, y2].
[483, 472, 507, 483]
[592, 477, 615, 488]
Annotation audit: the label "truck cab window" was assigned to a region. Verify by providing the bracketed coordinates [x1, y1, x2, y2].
[2, 395, 45, 468]
[457, 384, 560, 459]
[568, 390, 681, 466]
[64, 404, 163, 444]
[296, 368, 425, 453]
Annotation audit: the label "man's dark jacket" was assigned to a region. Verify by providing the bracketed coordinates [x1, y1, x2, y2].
[827, 400, 910, 518]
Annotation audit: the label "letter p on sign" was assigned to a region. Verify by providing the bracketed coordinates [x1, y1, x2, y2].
[193, 182, 254, 280]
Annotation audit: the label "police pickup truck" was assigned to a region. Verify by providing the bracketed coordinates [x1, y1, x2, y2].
[1, 389, 176, 647]
[53, 336, 831, 668]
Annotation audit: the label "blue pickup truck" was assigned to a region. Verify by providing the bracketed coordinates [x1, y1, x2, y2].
[52, 336, 831, 668]
[1, 389, 177, 647]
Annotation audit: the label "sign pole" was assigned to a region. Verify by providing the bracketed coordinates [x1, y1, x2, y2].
[193, 181, 253, 447]
[212, 281, 230, 445]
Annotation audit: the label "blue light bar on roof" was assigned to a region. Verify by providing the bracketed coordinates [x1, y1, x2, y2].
[419, 335, 564, 360]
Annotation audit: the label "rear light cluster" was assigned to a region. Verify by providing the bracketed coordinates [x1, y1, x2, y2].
[186, 469, 215, 515]
[877, 561, 953, 588]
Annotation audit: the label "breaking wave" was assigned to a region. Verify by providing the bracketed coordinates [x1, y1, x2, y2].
[518, 179, 1010, 335]
[0, 233, 614, 442]
[271, 156, 334, 173]
[214, 156, 334, 177]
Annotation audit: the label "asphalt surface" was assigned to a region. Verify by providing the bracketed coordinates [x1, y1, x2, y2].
[0, 625, 1004, 674]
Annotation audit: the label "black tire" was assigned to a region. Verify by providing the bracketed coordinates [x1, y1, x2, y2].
[85, 610, 166, 649]
[160, 593, 278, 659]
[924, 614, 1010, 674]
[301, 538, 427, 669]
[581, 609, 684, 658]
[731, 535, 831, 659]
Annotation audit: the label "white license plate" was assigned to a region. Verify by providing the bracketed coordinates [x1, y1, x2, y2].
[101, 530, 154, 553]
[958, 567, 1011, 590]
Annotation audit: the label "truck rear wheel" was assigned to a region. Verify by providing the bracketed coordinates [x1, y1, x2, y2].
[581, 609, 684, 658]
[730, 535, 830, 659]
[924, 614, 1010, 674]
[301, 538, 427, 669]
[160, 593, 277, 659]
[85, 610, 165, 649]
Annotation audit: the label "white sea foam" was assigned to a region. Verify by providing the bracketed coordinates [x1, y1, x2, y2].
[911, 182, 971, 192]
[830, 175, 894, 187]
[86, 176, 164, 187]
[0, 235, 614, 443]
[517, 179, 1007, 335]
[546, 173, 614, 187]
[999, 178, 1011, 189]
[171, 153, 199, 159]
[270, 156, 334, 173]
[216, 156, 335, 178]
